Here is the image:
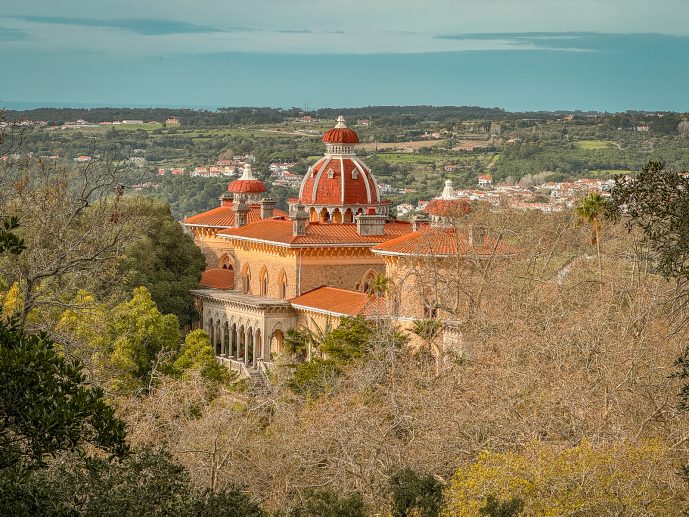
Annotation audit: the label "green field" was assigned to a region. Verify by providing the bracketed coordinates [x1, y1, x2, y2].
[110, 122, 163, 131]
[574, 140, 617, 150]
[374, 152, 470, 164]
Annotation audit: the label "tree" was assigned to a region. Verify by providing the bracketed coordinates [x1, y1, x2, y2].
[478, 495, 524, 517]
[319, 317, 373, 364]
[174, 329, 234, 384]
[4, 448, 265, 517]
[288, 488, 367, 517]
[0, 216, 25, 256]
[0, 151, 130, 326]
[115, 197, 205, 327]
[443, 441, 679, 516]
[0, 318, 128, 473]
[100, 287, 180, 394]
[608, 161, 689, 318]
[575, 191, 607, 290]
[389, 467, 444, 517]
[366, 273, 390, 299]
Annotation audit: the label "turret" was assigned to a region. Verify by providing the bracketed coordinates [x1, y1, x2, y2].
[292, 203, 308, 236]
[233, 196, 249, 227]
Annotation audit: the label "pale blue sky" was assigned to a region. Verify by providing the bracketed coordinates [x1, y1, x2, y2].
[2, 1, 689, 111]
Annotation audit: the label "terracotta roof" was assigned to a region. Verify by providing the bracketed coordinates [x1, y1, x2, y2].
[299, 156, 379, 205]
[228, 179, 266, 194]
[290, 286, 385, 317]
[218, 219, 412, 247]
[182, 203, 288, 228]
[371, 227, 519, 257]
[322, 127, 360, 144]
[200, 268, 234, 290]
[424, 198, 472, 217]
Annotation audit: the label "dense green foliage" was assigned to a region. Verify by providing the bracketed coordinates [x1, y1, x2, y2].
[319, 317, 373, 363]
[116, 197, 206, 327]
[0, 217, 26, 256]
[287, 489, 367, 517]
[479, 495, 525, 517]
[0, 319, 128, 470]
[3, 448, 265, 517]
[389, 468, 444, 517]
[174, 329, 235, 384]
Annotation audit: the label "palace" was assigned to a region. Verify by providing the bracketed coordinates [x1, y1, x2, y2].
[183, 117, 513, 378]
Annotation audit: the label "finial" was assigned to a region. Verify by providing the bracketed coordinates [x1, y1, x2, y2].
[335, 115, 346, 128]
[241, 164, 254, 179]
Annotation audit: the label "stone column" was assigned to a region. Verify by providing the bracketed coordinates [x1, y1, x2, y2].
[244, 332, 249, 365]
[220, 324, 226, 356]
[253, 330, 259, 368]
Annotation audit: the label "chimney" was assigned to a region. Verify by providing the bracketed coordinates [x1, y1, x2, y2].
[259, 197, 276, 219]
[467, 224, 487, 246]
[219, 192, 233, 207]
[355, 208, 387, 236]
[410, 213, 429, 231]
[292, 203, 308, 236]
[233, 195, 249, 227]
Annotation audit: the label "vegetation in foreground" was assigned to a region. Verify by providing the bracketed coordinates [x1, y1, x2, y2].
[4, 108, 689, 514]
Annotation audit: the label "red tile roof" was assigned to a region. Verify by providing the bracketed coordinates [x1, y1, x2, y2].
[290, 286, 385, 317]
[200, 268, 234, 290]
[322, 127, 360, 144]
[424, 198, 472, 217]
[217, 219, 412, 247]
[228, 178, 266, 194]
[371, 227, 519, 257]
[182, 203, 288, 228]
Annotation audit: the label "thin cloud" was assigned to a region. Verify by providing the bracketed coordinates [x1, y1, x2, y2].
[437, 31, 689, 52]
[0, 26, 30, 41]
[8, 15, 247, 35]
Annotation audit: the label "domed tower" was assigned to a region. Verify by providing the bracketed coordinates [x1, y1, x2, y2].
[228, 164, 266, 204]
[291, 116, 390, 224]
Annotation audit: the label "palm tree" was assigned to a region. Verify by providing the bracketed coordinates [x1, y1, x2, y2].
[575, 192, 606, 291]
[366, 273, 390, 299]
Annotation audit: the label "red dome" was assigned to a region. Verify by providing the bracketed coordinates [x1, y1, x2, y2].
[322, 127, 359, 144]
[227, 164, 266, 194]
[322, 115, 360, 144]
[299, 156, 379, 205]
[228, 179, 266, 194]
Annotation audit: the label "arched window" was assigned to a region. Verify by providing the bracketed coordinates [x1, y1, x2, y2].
[218, 253, 234, 270]
[332, 208, 342, 224]
[344, 208, 353, 223]
[259, 266, 269, 296]
[309, 207, 318, 222]
[241, 264, 251, 294]
[360, 269, 378, 294]
[277, 269, 288, 299]
[319, 208, 330, 223]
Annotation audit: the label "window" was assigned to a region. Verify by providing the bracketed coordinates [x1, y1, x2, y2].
[259, 267, 269, 296]
[241, 265, 251, 294]
[327, 169, 335, 179]
[278, 269, 288, 299]
[352, 169, 358, 179]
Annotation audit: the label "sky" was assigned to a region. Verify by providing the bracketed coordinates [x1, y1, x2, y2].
[1, 0, 689, 112]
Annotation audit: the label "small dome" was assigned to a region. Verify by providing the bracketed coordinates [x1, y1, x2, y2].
[322, 116, 360, 144]
[228, 164, 266, 194]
